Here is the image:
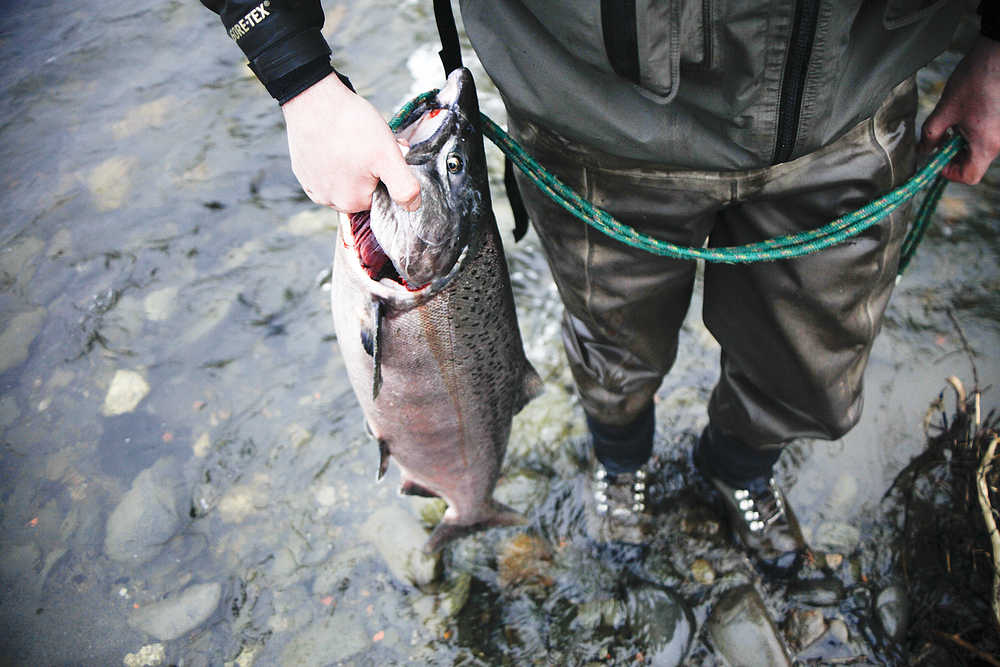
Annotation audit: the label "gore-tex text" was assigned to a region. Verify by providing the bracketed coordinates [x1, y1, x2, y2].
[228, 1, 271, 42]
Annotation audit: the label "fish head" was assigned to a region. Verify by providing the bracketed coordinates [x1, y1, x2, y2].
[368, 68, 490, 288]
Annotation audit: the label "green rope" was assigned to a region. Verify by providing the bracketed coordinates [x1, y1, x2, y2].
[391, 90, 963, 273]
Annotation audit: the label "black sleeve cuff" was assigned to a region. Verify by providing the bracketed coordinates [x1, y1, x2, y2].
[269, 56, 334, 105]
[981, 0, 1000, 42]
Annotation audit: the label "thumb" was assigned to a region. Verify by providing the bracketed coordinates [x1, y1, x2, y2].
[919, 105, 955, 154]
[378, 144, 421, 211]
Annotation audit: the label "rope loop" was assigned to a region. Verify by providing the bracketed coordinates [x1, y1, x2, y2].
[390, 90, 963, 273]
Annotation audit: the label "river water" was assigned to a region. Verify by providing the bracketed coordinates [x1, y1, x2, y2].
[0, 2, 997, 665]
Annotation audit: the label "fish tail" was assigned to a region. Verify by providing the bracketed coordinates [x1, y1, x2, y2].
[422, 502, 526, 554]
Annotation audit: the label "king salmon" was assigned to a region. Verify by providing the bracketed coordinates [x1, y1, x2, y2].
[330, 68, 542, 553]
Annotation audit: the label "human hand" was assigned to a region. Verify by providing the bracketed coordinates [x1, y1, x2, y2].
[281, 72, 421, 212]
[919, 36, 1000, 185]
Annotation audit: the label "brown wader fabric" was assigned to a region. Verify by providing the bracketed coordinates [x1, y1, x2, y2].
[510, 78, 918, 456]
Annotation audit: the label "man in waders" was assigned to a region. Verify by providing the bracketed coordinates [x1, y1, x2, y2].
[204, 0, 1000, 572]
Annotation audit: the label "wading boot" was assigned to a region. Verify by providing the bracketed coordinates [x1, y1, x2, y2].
[584, 453, 657, 545]
[582, 405, 657, 544]
[694, 428, 805, 576]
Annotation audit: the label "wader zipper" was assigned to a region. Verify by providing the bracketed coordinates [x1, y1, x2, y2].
[773, 0, 820, 164]
[602, 0, 640, 85]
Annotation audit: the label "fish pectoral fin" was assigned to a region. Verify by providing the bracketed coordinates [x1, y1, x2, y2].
[422, 503, 526, 554]
[399, 479, 439, 498]
[359, 299, 385, 399]
[377, 439, 390, 481]
[513, 362, 544, 414]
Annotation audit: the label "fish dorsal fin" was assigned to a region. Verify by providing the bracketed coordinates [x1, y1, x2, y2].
[513, 361, 543, 415]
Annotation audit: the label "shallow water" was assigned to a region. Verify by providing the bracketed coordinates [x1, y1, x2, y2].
[0, 2, 997, 665]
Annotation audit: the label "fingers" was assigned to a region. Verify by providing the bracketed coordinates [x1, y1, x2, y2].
[378, 142, 421, 211]
[942, 144, 992, 185]
[918, 107, 953, 155]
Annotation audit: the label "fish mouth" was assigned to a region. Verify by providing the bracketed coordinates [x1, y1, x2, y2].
[354, 68, 481, 290]
[394, 68, 479, 151]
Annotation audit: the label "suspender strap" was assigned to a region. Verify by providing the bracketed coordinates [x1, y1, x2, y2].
[433, 0, 463, 74]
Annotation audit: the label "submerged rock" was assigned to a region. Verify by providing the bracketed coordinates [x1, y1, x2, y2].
[497, 533, 554, 591]
[122, 643, 166, 667]
[143, 287, 178, 322]
[785, 608, 827, 651]
[105, 458, 186, 564]
[626, 584, 694, 665]
[280, 606, 368, 666]
[0, 308, 46, 375]
[876, 584, 910, 641]
[128, 582, 222, 641]
[102, 369, 151, 417]
[790, 576, 845, 607]
[360, 505, 441, 587]
[706, 585, 791, 667]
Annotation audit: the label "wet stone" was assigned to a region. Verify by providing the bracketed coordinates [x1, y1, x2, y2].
[101, 369, 151, 417]
[286, 208, 338, 236]
[497, 533, 553, 592]
[280, 606, 368, 666]
[123, 643, 166, 667]
[0, 542, 42, 580]
[129, 582, 222, 641]
[812, 521, 861, 553]
[690, 558, 716, 585]
[785, 608, 827, 651]
[0, 394, 20, 428]
[361, 505, 441, 587]
[143, 287, 178, 322]
[0, 307, 47, 375]
[626, 584, 694, 665]
[104, 458, 185, 564]
[876, 583, 910, 641]
[706, 585, 792, 667]
[87, 155, 137, 211]
[790, 576, 845, 607]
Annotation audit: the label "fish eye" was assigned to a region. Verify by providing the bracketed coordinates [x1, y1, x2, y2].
[446, 153, 464, 174]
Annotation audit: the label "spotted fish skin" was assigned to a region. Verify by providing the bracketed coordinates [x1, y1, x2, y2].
[330, 68, 542, 553]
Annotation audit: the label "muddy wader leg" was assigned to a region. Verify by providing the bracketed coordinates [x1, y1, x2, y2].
[701, 78, 918, 467]
[507, 117, 721, 473]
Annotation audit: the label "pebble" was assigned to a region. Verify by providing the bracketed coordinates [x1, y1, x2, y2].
[0, 308, 47, 375]
[876, 583, 910, 641]
[218, 481, 269, 524]
[360, 505, 441, 587]
[113, 97, 176, 140]
[122, 643, 166, 667]
[812, 521, 861, 553]
[706, 585, 791, 667]
[101, 369, 151, 417]
[280, 606, 368, 665]
[626, 584, 694, 665]
[286, 209, 338, 236]
[0, 394, 21, 428]
[785, 608, 827, 651]
[790, 577, 845, 607]
[690, 558, 716, 585]
[143, 287, 178, 322]
[192, 433, 211, 458]
[2, 236, 45, 287]
[104, 458, 185, 564]
[0, 542, 41, 581]
[88, 156, 137, 211]
[828, 618, 849, 643]
[497, 533, 553, 591]
[128, 582, 222, 641]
